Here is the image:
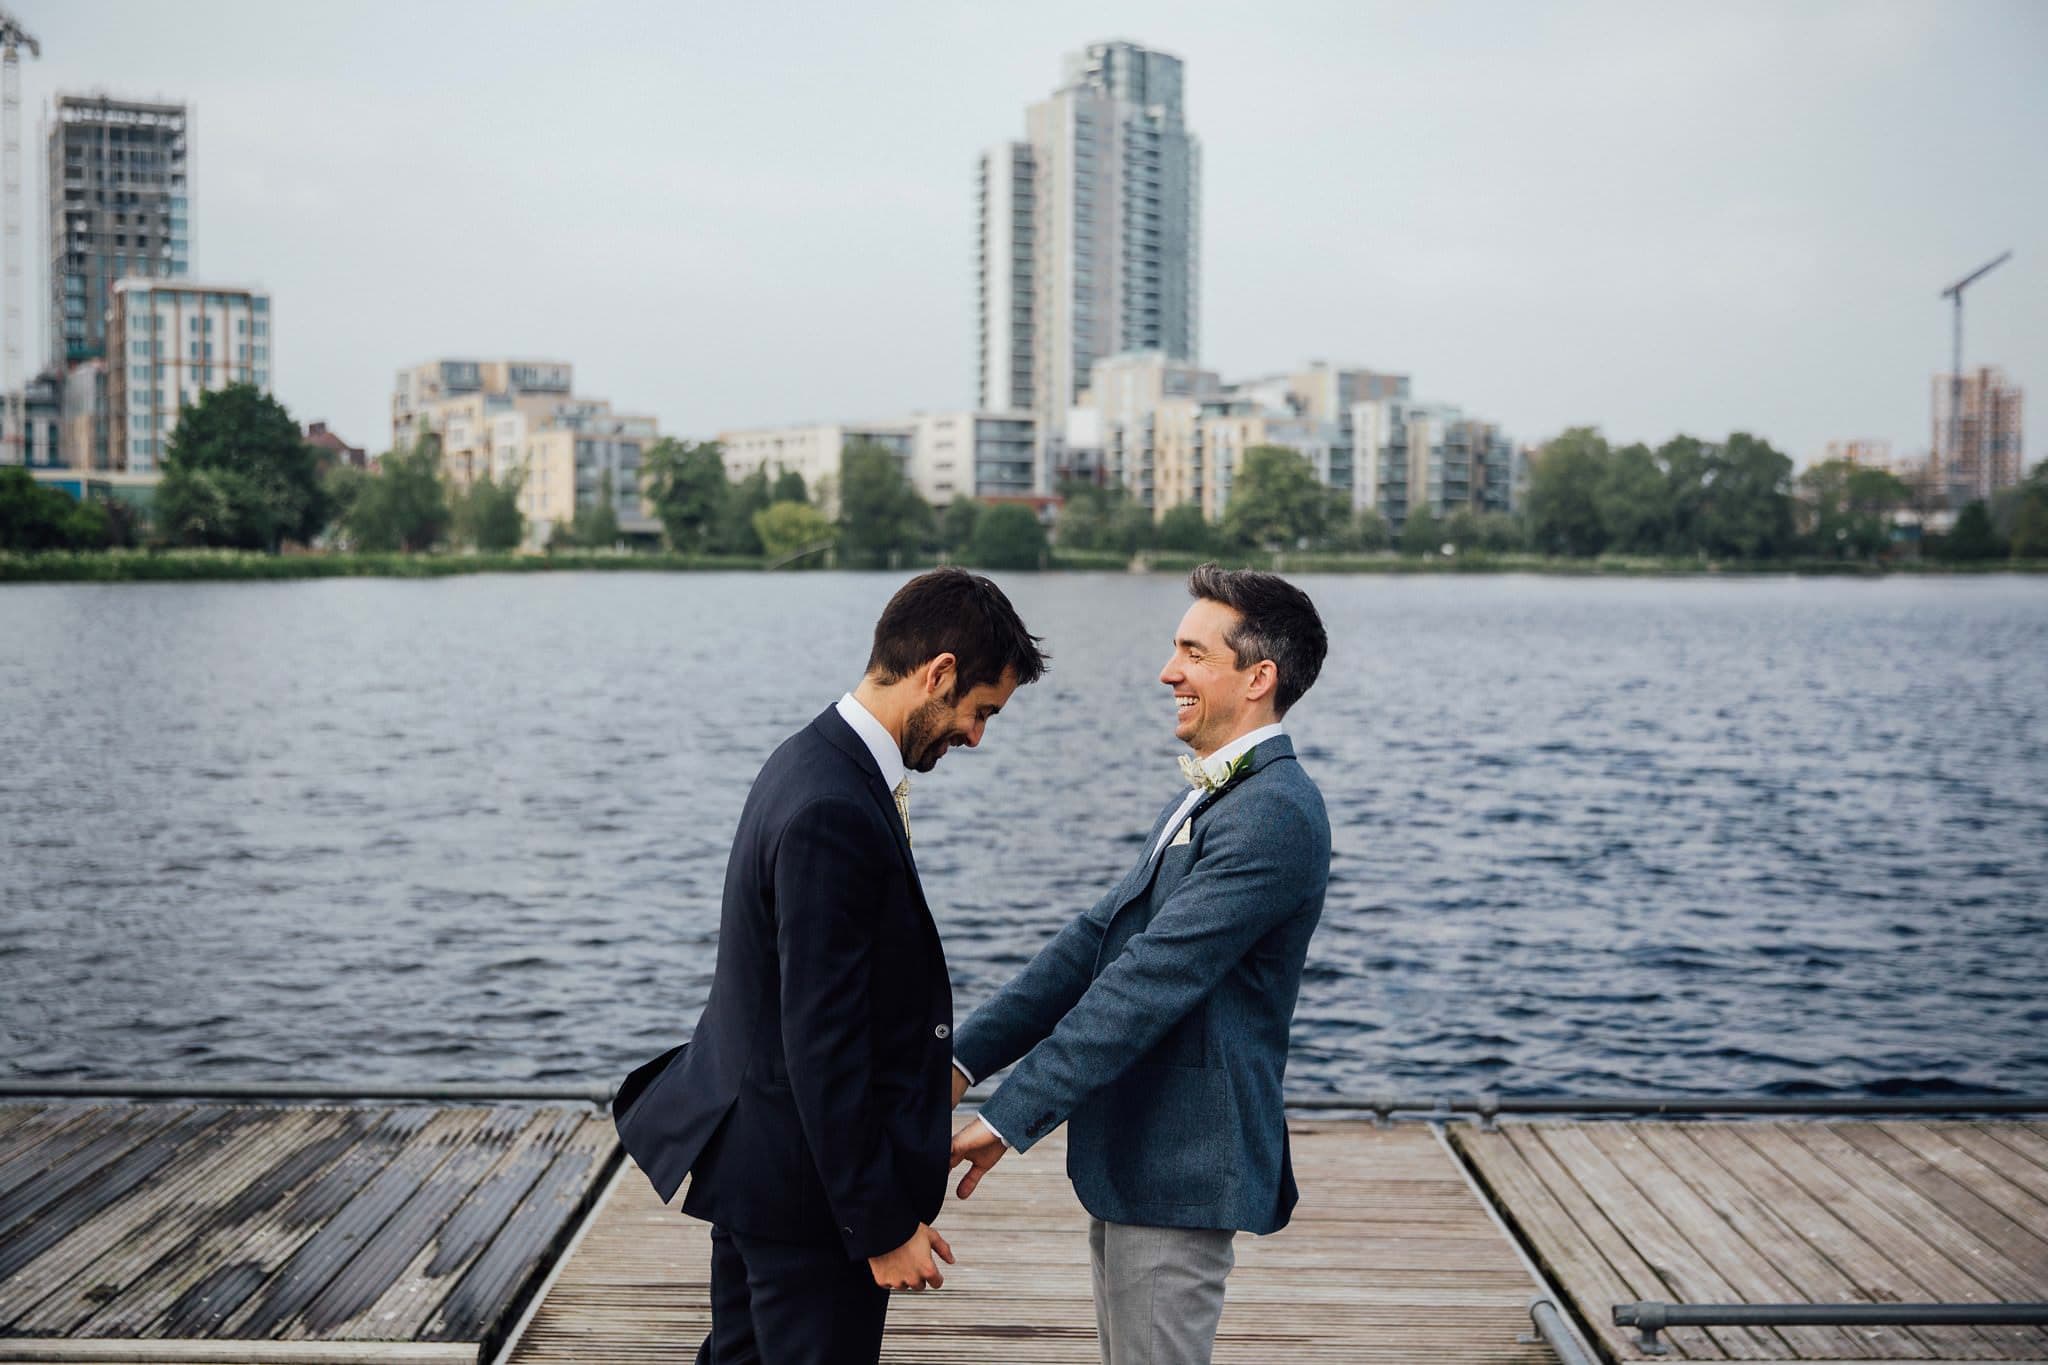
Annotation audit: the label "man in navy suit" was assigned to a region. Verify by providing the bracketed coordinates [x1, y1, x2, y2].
[947, 565, 1330, 1365]
[614, 568, 1047, 1365]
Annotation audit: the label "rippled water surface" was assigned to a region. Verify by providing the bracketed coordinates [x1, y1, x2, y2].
[3, 573, 2045, 1098]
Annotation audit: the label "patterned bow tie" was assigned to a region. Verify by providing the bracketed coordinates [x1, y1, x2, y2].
[892, 777, 912, 845]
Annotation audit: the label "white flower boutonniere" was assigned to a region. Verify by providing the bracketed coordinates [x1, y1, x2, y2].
[1178, 746, 1257, 794]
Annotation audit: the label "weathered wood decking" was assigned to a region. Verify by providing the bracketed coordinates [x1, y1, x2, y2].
[1457, 1121, 2048, 1363]
[0, 1102, 617, 1363]
[505, 1122, 1558, 1363]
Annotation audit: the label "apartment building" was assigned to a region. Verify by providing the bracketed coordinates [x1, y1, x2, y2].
[1931, 366, 2025, 504]
[717, 421, 914, 518]
[105, 279, 271, 473]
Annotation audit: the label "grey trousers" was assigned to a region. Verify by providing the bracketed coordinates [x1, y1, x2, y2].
[1088, 1218, 1237, 1365]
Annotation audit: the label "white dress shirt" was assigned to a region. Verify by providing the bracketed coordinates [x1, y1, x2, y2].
[954, 721, 1286, 1149]
[835, 692, 907, 794]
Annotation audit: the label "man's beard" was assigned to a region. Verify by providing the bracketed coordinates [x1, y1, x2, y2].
[900, 689, 959, 773]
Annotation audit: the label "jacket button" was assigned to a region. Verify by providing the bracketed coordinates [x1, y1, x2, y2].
[934, 1024, 951, 1040]
[842, 1226, 854, 1237]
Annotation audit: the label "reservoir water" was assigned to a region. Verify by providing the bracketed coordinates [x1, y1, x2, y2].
[2, 572, 2043, 1098]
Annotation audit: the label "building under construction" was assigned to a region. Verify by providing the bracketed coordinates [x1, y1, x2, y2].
[1931, 365, 2025, 505]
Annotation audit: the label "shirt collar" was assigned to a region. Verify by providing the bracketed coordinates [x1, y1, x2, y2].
[836, 692, 907, 791]
[1193, 721, 1286, 784]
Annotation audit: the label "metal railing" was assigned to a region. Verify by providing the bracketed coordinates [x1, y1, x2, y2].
[1614, 1301, 2048, 1355]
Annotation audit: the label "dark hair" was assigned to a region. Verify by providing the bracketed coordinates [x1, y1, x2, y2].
[866, 568, 1048, 695]
[1187, 563, 1327, 716]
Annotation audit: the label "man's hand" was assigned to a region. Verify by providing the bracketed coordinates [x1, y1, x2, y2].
[950, 1067, 970, 1108]
[950, 1117, 1006, 1199]
[868, 1222, 954, 1292]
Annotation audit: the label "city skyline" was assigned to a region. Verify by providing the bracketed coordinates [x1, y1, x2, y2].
[19, 0, 2048, 471]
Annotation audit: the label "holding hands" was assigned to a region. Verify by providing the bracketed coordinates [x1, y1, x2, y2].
[949, 1117, 1006, 1199]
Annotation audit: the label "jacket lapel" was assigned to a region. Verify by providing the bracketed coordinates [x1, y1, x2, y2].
[1104, 737, 1301, 929]
[811, 707, 929, 914]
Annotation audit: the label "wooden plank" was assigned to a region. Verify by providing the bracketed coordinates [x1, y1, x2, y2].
[71, 1108, 438, 1338]
[0, 1108, 229, 1272]
[1534, 1124, 1782, 1358]
[218, 1108, 502, 1340]
[1875, 1126, 2048, 1234]
[278, 1107, 532, 1339]
[1633, 1124, 1927, 1359]
[341, 1109, 587, 1342]
[1817, 1126, 2048, 1289]
[0, 1108, 332, 1331]
[1972, 1125, 2048, 1179]
[1586, 1124, 1856, 1360]
[1952, 1126, 2048, 1204]
[421, 1115, 617, 1345]
[505, 1123, 1553, 1364]
[1462, 1124, 1724, 1360]
[1686, 1126, 2009, 1361]
[0, 1107, 145, 1205]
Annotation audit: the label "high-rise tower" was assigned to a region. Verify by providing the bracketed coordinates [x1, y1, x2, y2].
[977, 40, 1200, 489]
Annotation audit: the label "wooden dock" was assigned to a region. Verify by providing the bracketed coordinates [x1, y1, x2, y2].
[505, 1122, 1559, 1363]
[0, 1101, 617, 1363]
[6, 1105, 2044, 1363]
[1457, 1120, 2048, 1363]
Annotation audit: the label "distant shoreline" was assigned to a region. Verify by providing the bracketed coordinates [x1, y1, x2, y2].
[4, 549, 2046, 583]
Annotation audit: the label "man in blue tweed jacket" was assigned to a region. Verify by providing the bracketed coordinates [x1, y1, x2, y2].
[948, 564, 1331, 1365]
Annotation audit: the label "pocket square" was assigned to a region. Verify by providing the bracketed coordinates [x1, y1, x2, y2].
[1168, 819, 1192, 848]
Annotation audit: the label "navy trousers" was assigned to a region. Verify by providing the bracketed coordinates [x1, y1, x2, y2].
[696, 1225, 890, 1365]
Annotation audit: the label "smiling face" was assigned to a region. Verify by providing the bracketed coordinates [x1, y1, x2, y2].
[1159, 598, 1275, 757]
[900, 664, 1020, 773]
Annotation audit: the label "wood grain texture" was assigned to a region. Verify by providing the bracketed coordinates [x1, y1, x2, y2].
[505, 1122, 1557, 1364]
[1459, 1121, 2048, 1362]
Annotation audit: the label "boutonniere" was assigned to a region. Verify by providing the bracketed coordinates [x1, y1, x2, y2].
[1177, 746, 1257, 795]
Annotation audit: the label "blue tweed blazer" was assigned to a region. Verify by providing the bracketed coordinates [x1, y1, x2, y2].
[953, 736, 1330, 1234]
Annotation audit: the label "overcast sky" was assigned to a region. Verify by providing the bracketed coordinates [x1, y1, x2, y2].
[29, 0, 2048, 467]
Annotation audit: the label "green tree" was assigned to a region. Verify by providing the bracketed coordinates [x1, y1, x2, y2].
[1525, 427, 1610, 556]
[1696, 432, 1796, 559]
[1222, 446, 1328, 548]
[1475, 512, 1524, 553]
[155, 383, 327, 551]
[1156, 502, 1215, 553]
[453, 470, 526, 551]
[939, 498, 982, 555]
[343, 433, 450, 552]
[2010, 492, 2048, 560]
[1943, 501, 2004, 561]
[715, 467, 772, 555]
[1596, 442, 1672, 553]
[641, 438, 728, 551]
[837, 440, 930, 567]
[1799, 459, 1908, 560]
[968, 502, 1048, 570]
[1441, 507, 1483, 551]
[1349, 507, 1392, 552]
[569, 472, 622, 549]
[1399, 504, 1443, 556]
[754, 499, 835, 565]
[771, 467, 808, 506]
[0, 468, 116, 551]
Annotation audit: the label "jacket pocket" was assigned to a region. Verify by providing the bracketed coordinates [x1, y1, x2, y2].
[1102, 1063, 1227, 1207]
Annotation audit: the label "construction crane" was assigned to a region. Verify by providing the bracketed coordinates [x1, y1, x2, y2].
[0, 8, 37, 464]
[1937, 250, 2012, 500]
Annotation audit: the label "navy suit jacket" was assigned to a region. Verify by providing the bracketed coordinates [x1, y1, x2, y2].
[613, 707, 953, 1261]
[952, 737, 1329, 1234]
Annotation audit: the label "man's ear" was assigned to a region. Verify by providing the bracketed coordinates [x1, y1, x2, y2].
[1245, 660, 1278, 705]
[922, 652, 958, 698]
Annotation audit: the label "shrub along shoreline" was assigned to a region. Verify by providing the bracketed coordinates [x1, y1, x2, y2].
[3, 548, 2044, 584]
